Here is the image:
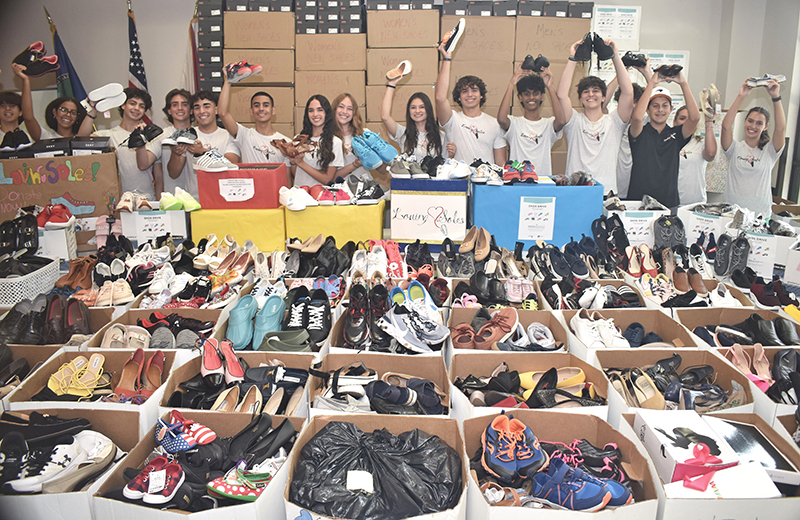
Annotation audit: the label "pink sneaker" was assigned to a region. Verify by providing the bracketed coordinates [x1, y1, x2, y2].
[318, 188, 335, 205]
[505, 278, 524, 302]
[335, 189, 351, 205]
[384, 240, 404, 278]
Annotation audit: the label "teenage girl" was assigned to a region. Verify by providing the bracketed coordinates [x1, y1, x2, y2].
[331, 92, 371, 181]
[290, 94, 344, 187]
[11, 62, 86, 140]
[721, 77, 786, 216]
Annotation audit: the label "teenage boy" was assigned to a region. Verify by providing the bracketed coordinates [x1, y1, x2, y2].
[627, 69, 700, 208]
[81, 87, 160, 199]
[497, 64, 566, 174]
[133, 89, 193, 195]
[435, 42, 507, 165]
[218, 75, 290, 167]
[166, 91, 240, 199]
[557, 37, 633, 194]
[0, 90, 28, 145]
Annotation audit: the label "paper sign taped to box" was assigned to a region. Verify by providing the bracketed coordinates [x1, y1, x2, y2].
[390, 191, 467, 243]
[518, 196, 555, 241]
[219, 178, 255, 202]
[0, 153, 120, 224]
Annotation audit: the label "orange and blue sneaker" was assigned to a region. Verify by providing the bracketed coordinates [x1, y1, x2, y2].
[508, 415, 549, 478]
[502, 161, 521, 184]
[481, 414, 518, 484]
[531, 458, 612, 511]
[519, 160, 538, 183]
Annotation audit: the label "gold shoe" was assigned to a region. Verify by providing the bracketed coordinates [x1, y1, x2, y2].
[211, 385, 240, 412]
[48, 356, 89, 396]
[235, 385, 263, 414]
[66, 353, 105, 398]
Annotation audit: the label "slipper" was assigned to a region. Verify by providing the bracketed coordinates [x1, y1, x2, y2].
[100, 323, 127, 349]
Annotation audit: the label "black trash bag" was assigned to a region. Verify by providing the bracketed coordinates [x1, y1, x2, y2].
[290, 422, 463, 520]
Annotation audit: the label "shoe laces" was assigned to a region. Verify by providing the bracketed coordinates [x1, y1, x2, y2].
[493, 429, 517, 463]
[307, 305, 325, 330]
[286, 302, 306, 328]
[404, 306, 437, 337]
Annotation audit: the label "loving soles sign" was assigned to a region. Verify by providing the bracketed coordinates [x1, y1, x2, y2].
[390, 189, 467, 243]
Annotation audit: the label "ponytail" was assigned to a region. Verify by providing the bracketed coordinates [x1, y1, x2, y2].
[746, 107, 771, 150]
[758, 130, 770, 150]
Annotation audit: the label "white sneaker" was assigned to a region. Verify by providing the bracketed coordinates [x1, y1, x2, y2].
[116, 192, 134, 212]
[485, 167, 504, 186]
[471, 164, 491, 183]
[578, 285, 599, 309]
[174, 187, 201, 212]
[367, 245, 388, 279]
[591, 311, 630, 348]
[435, 159, 456, 180]
[7, 437, 86, 493]
[350, 249, 368, 278]
[569, 308, 605, 349]
[709, 282, 743, 307]
[591, 286, 611, 310]
[527, 322, 557, 350]
[448, 160, 471, 179]
[254, 251, 271, 279]
[150, 246, 172, 267]
[169, 272, 194, 294]
[293, 186, 319, 207]
[271, 250, 286, 277]
[43, 430, 116, 494]
[149, 263, 175, 294]
[279, 186, 306, 211]
[194, 149, 238, 172]
[689, 244, 710, 278]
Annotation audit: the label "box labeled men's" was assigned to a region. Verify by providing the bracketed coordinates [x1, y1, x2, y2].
[440, 15, 516, 62]
[514, 15, 590, 61]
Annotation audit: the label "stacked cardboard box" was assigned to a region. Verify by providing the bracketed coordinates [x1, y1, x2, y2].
[197, 0, 226, 92]
[296, 0, 365, 35]
[294, 33, 367, 130]
[224, 11, 296, 137]
[364, 10, 439, 150]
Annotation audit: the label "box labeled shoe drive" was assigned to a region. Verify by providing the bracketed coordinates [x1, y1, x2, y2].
[633, 409, 739, 484]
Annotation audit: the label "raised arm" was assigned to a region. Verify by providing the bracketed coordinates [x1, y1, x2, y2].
[12, 64, 41, 141]
[434, 42, 454, 126]
[542, 67, 565, 132]
[79, 101, 97, 136]
[675, 71, 700, 139]
[601, 76, 618, 114]
[766, 80, 786, 152]
[218, 77, 239, 138]
[721, 80, 752, 152]
[498, 64, 526, 131]
[630, 72, 659, 138]
[557, 39, 585, 124]
[609, 40, 633, 123]
[381, 75, 401, 138]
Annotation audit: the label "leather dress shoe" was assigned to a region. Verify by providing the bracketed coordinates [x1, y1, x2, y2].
[488, 278, 507, 303]
[64, 298, 91, 340]
[0, 299, 32, 344]
[469, 271, 491, 303]
[43, 293, 67, 344]
[771, 348, 798, 382]
[16, 294, 46, 345]
[0, 358, 30, 385]
[774, 317, 800, 345]
[733, 313, 784, 346]
[679, 364, 714, 385]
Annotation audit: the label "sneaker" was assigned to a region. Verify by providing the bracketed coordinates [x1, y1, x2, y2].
[351, 135, 383, 169]
[442, 17, 465, 54]
[519, 160, 538, 183]
[279, 186, 306, 211]
[527, 322, 556, 350]
[159, 191, 183, 210]
[335, 186, 353, 205]
[361, 130, 398, 164]
[471, 164, 491, 183]
[503, 161, 522, 183]
[0, 432, 29, 486]
[6, 436, 84, 493]
[293, 186, 320, 207]
[317, 187, 336, 205]
[116, 191, 134, 212]
[344, 283, 369, 347]
[531, 458, 612, 511]
[143, 462, 185, 504]
[509, 416, 549, 478]
[569, 309, 604, 349]
[747, 73, 786, 87]
[42, 430, 116, 493]
[175, 127, 199, 145]
[481, 414, 518, 484]
[407, 161, 429, 179]
[378, 304, 435, 353]
[592, 313, 630, 348]
[194, 149, 238, 172]
[449, 160, 472, 179]
[225, 61, 261, 83]
[355, 184, 384, 205]
[306, 289, 332, 346]
[87, 83, 126, 113]
[149, 263, 175, 294]
[486, 167, 504, 186]
[522, 292, 539, 310]
[389, 157, 412, 178]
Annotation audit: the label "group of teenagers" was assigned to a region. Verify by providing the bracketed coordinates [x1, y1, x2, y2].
[0, 33, 786, 217]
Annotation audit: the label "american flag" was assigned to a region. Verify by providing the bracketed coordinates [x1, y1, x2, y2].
[128, 7, 151, 123]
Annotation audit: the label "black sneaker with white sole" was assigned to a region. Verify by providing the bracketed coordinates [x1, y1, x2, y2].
[0, 431, 29, 486]
[127, 128, 147, 149]
[356, 184, 384, 205]
[442, 18, 465, 54]
[306, 289, 331, 346]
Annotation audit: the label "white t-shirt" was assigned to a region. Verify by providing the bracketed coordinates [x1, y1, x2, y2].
[95, 126, 155, 199]
[180, 126, 241, 199]
[234, 123, 290, 165]
[563, 110, 627, 194]
[341, 134, 372, 182]
[144, 125, 185, 195]
[441, 111, 506, 164]
[723, 139, 784, 217]
[678, 138, 709, 205]
[293, 135, 345, 187]
[390, 124, 445, 159]
[616, 124, 632, 197]
[504, 116, 562, 176]
[39, 127, 63, 140]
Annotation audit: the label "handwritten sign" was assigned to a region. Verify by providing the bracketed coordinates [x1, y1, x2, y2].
[391, 190, 467, 243]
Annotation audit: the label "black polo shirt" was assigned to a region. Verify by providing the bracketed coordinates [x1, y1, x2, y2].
[627, 123, 691, 208]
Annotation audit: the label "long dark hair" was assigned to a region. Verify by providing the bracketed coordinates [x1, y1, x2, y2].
[746, 107, 771, 150]
[301, 95, 335, 171]
[403, 93, 442, 157]
[45, 97, 85, 134]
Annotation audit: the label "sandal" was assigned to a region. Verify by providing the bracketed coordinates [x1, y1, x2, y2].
[125, 325, 151, 349]
[100, 323, 127, 349]
[47, 356, 89, 396]
[66, 353, 105, 399]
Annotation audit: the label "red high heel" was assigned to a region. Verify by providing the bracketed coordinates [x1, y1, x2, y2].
[218, 339, 244, 384]
[114, 348, 144, 398]
[200, 338, 224, 387]
[140, 350, 165, 397]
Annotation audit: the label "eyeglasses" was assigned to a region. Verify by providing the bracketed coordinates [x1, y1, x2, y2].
[57, 107, 79, 117]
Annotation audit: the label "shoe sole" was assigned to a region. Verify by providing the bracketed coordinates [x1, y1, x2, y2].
[95, 92, 127, 113]
[89, 83, 124, 102]
[386, 60, 412, 81]
[443, 18, 465, 53]
[176, 136, 197, 144]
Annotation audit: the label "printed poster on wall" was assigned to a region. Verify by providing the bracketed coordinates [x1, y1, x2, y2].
[593, 5, 641, 50]
[518, 197, 555, 241]
[390, 191, 468, 243]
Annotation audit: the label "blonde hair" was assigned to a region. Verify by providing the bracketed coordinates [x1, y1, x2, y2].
[331, 93, 364, 156]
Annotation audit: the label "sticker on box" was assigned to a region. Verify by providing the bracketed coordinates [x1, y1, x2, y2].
[518, 196, 555, 241]
[219, 178, 255, 202]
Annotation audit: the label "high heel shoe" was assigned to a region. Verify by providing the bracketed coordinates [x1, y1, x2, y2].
[460, 226, 478, 253]
[209, 250, 238, 274]
[200, 338, 224, 387]
[218, 339, 244, 384]
[140, 350, 165, 397]
[625, 246, 641, 277]
[211, 385, 240, 411]
[751, 343, 773, 383]
[631, 368, 665, 409]
[114, 348, 144, 398]
[235, 385, 263, 414]
[637, 244, 658, 278]
[725, 344, 753, 375]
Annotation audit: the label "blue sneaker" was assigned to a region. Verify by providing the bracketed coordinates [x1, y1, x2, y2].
[361, 129, 398, 163]
[481, 414, 518, 484]
[252, 294, 285, 350]
[531, 458, 611, 511]
[226, 294, 258, 350]
[389, 286, 408, 305]
[508, 416, 549, 478]
[577, 468, 632, 507]
[351, 135, 383, 169]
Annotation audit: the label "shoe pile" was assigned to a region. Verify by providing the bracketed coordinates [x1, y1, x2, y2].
[284, 234, 364, 278]
[106, 413, 296, 509]
[377, 281, 450, 353]
[551, 170, 597, 186]
[0, 413, 117, 495]
[544, 278, 642, 310]
[474, 414, 627, 511]
[135, 311, 215, 343]
[279, 177, 384, 211]
[0, 294, 91, 345]
[12, 41, 60, 77]
[389, 153, 439, 179]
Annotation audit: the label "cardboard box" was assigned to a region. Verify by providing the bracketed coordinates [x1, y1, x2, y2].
[198, 15, 224, 34]
[197, 163, 288, 210]
[364, 83, 435, 122]
[295, 34, 367, 70]
[517, 0, 544, 15]
[466, 1, 493, 16]
[411, 0, 436, 8]
[603, 202, 671, 248]
[568, 0, 593, 18]
[543, 0, 568, 16]
[295, 19, 319, 33]
[388, 0, 413, 10]
[197, 49, 224, 66]
[307, 352, 449, 416]
[448, 61, 512, 105]
[675, 204, 734, 248]
[284, 201, 385, 250]
[463, 411, 659, 519]
[0, 408, 141, 520]
[514, 16, 590, 61]
[366, 47, 438, 85]
[229, 85, 294, 123]
[449, 351, 609, 421]
[595, 348, 755, 429]
[197, 31, 224, 49]
[390, 179, 469, 245]
[191, 208, 287, 252]
[440, 15, 515, 63]
[365, 0, 390, 9]
[493, 0, 518, 16]
[118, 210, 188, 246]
[283, 414, 467, 520]
[366, 10, 440, 48]
[271, 0, 295, 11]
[223, 49, 295, 84]
[294, 70, 366, 107]
[339, 18, 365, 33]
[198, 2, 224, 16]
[442, 0, 468, 15]
[93, 411, 306, 519]
[6, 349, 179, 437]
[224, 11, 295, 49]
[226, 0, 249, 10]
[159, 351, 314, 417]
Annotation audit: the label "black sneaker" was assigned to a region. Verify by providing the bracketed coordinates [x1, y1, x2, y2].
[23, 55, 60, 78]
[142, 123, 164, 142]
[0, 128, 31, 152]
[13, 41, 46, 67]
[127, 127, 147, 149]
[176, 127, 198, 145]
[521, 54, 537, 70]
[533, 54, 550, 72]
[0, 411, 90, 447]
[621, 51, 646, 68]
[592, 33, 615, 60]
[368, 284, 392, 349]
[0, 431, 28, 486]
[161, 312, 215, 335]
[573, 33, 593, 62]
[355, 184, 384, 205]
[344, 284, 369, 347]
[420, 155, 434, 174]
[306, 289, 331, 346]
[654, 64, 683, 77]
[283, 286, 309, 331]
